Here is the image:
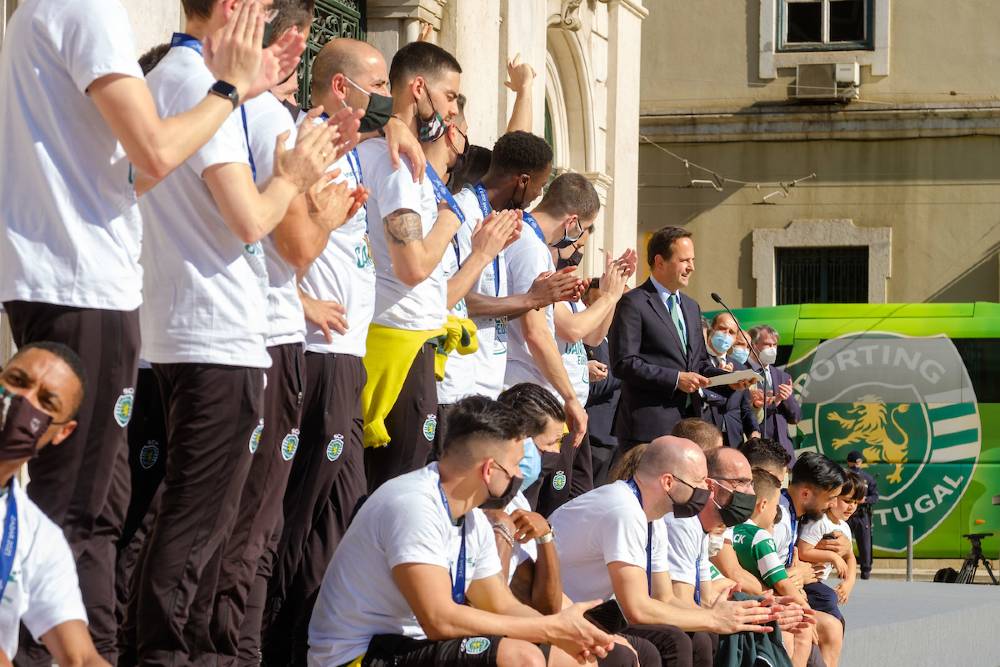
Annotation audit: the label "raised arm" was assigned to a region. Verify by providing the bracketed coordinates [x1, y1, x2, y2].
[504, 54, 536, 134]
[446, 211, 520, 309]
[465, 268, 582, 320]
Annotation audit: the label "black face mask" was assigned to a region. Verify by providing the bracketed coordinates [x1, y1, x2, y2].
[551, 218, 584, 250]
[343, 76, 393, 133]
[479, 473, 523, 510]
[557, 248, 583, 271]
[716, 490, 757, 527]
[669, 476, 711, 519]
[0, 387, 52, 461]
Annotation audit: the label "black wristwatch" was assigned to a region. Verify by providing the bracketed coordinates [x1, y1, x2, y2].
[209, 80, 240, 109]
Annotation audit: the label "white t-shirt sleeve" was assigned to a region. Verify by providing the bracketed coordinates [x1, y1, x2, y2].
[797, 516, 833, 546]
[383, 496, 451, 571]
[187, 110, 251, 177]
[505, 236, 552, 296]
[21, 521, 87, 641]
[370, 155, 426, 223]
[665, 519, 701, 585]
[651, 520, 671, 574]
[60, 0, 143, 94]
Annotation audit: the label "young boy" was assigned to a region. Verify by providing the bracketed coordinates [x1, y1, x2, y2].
[796, 471, 865, 621]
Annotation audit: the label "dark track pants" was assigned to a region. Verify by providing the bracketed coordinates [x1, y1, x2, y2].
[364, 343, 437, 493]
[261, 352, 366, 667]
[624, 625, 714, 667]
[847, 510, 873, 577]
[211, 344, 305, 665]
[5, 300, 139, 666]
[129, 362, 263, 667]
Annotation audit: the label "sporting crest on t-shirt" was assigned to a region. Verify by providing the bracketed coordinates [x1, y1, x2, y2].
[113, 388, 135, 428]
[139, 441, 160, 470]
[327, 434, 345, 462]
[461, 637, 491, 655]
[422, 414, 438, 442]
[281, 429, 301, 461]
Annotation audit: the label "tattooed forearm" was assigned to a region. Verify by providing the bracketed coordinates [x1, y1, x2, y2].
[384, 210, 423, 245]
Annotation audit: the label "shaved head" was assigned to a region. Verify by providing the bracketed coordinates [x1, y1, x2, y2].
[706, 447, 751, 480]
[637, 436, 707, 483]
[311, 38, 386, 97]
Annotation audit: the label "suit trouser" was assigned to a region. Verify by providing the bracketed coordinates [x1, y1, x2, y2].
[364, 343, 438, 493]
[623, 625, 714, 667]
[211, 344, 305, 665]
[261, 352, 367, 667]
[847, 510, 873, 577]
[5, 300, 138, 666]
[523, 432, 590, 517]
[115, 367, 168, 658]
[129, 362, 262, 667]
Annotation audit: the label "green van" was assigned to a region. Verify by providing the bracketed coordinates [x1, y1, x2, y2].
[713, 302, 1000, 559]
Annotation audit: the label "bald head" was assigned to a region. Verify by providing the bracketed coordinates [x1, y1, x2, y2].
[705, 446, 751, 480]
[311, 38, 388, 107]
[637, 436, 707, 483]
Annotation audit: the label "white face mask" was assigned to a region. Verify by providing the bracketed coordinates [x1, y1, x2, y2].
[707, 532, 726, 557]
[758, 346, 778, 366]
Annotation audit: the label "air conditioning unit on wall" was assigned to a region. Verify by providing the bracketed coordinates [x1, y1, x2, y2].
[793, 63, 861, 101]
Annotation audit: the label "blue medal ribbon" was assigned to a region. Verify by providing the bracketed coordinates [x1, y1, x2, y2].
[0, 481, 19, 602]
[782, 489, 798, 567]
[472, 183, 502, 297]
[427, 165, 465, 265]
[170, 33, 256, 181]
[626, 479, 653, 596]
[438, 481, 467, 605]
[694, 552, 702, 605]
[522, 211, 546, 243]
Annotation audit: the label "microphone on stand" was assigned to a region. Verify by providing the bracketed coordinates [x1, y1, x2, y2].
[711, 292, 768, 442]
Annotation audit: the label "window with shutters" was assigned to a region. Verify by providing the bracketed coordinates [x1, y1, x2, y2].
[775, 246, 869, 305]
[299, 0, 366, 107]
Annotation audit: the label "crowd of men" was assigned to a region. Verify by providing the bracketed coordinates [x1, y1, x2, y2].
[0, 0, 880, 666]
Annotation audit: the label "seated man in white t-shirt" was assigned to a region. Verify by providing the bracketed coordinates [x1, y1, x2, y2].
[308, 396, 616, 667]
[0, 342, 109, 666]
[549, 436, 776, 667]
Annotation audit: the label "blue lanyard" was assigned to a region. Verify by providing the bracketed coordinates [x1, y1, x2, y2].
[782, 489, 798, 567]
[438, 481, 467, 605]
[626, 479, 653, 596]
[694, 553, 702, 605]
[472, 183, 502, 297]
[0, 481, 18, 602]
[522, 212, 546, 243]
[427, 165, 465, 265]
[347, 148, 363, 187]
[170, 33, 256, 181]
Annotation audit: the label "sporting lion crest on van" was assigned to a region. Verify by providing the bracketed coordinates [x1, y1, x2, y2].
[826, 394, 910, 484]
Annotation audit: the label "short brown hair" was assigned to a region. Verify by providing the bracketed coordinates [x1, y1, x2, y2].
[181, 0, 215, 19]
[647, 226, 692, 267]
[751, 467, 782, 498]
[671, 418, 722, 452]
[536, 173, 600, 223]
[268, 0, 315, 46]
[388, 41, 462, 90]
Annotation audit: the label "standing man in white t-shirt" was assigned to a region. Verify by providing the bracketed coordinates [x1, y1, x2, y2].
[131, 2, 339, 663]
[504, 173, 603, 516]
[550, 436, 776, 667]
[436, 131, 581, 408]
[552, 237, 636, 504]
[0, 1, 304, 661]
[209, 5, 367, 665]
[309, 396, 616, 666]
[358, 42, 466, 491]
[259, 36, 397, 665]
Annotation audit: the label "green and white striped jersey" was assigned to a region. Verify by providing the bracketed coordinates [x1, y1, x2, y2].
[732, 520, 789, 588]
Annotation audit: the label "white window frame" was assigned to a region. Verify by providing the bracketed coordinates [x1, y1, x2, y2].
[759, 0, 890, 79]
[780, 0, 871, 51]
[752, 219, 891, 306]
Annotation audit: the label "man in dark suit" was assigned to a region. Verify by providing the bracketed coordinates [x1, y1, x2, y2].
[748, 324, 801, 463]
[608, 226, 730, 450]
[702, 313, 760, 447]
[581, 280, 623, 486]
[846, 449, 880, 579]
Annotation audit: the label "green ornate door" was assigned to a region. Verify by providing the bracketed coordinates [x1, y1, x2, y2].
[299, 0, 366, 107]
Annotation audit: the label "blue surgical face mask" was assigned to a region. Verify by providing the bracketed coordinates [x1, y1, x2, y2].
[731, 346, 750, 365]
[711, 331, 734, 355]
[519, 438, 543, 489]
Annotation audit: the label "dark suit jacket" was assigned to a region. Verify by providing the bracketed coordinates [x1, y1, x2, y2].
[750, 363, 802, 460]
[584, 338, 620, 449]
[608, 279, 723, 443]
[703, 360, 761, 447]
